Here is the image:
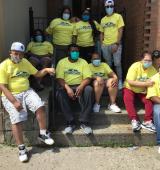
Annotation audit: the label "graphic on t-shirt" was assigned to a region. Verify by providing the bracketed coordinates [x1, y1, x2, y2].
[65, 69, 81, 75]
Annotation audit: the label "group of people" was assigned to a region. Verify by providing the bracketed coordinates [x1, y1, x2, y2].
[1, 0, 160, 163]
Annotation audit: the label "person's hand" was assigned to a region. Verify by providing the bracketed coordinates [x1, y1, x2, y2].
[75, 85, 84, 97]
[111, 78, 118, 88]
[13, 100, 23, 111]
[146, 79, 155, 87]
[66, 87, 75, 100]
[111, 44, 119, 53]
[46, 68, 55, 76]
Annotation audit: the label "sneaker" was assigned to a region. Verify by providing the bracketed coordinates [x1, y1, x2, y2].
[80, 123, 93, 135]
[64, 124, 76, 134]
[131, 120, 141, 132]
[118, 80, 123, 90]
[108, 104, 121, 113]
[141, 121, 156, 133]
[38, 131, 54, 145]
[18, 145, 28, 162]
[93, 103, 100, 113]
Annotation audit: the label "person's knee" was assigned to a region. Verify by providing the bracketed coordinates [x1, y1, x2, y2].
[84, 85, 93, 94]
[153, 105, 160, 116]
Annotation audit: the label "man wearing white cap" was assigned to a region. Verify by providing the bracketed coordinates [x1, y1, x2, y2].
[100, 0, 124, 91]
[0, 42, 55, 162]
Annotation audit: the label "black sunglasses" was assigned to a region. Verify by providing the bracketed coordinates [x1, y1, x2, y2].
[105, 5, 114, 8]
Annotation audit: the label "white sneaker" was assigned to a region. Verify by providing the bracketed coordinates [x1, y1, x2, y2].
[18, 146, 28, 162]
[131, 120, 141, 132]
[141, 121, 156, 133]
[80, 124, 93, 135]
[108, 104, 121, 113]
[118, 80, 123, 90]
[93, 103, 100, 113]
[38, 131, 54, 145]
[64, 125, 76, 134]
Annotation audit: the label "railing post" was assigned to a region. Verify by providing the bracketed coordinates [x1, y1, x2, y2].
[29, 7, 34, 38]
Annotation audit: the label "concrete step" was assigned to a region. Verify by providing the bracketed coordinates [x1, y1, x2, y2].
[54, 108, 145, 127]
[4, 124, 156, 146]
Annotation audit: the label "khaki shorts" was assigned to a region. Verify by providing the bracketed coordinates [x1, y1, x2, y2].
[1, 88, 44, 124]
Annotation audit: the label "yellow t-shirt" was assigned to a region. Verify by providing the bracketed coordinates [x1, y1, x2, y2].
[100, 13, 124, 45]
[89, 62, 113, 79]
[56, 57, 92, 85]
[73, 20, 100, 47]
[26, 41, 53, 56]
[46, 18, 75, 46]
[0, 58, 37, 94]
[124, 62, 157, 93]
[146, 73, 160, 99]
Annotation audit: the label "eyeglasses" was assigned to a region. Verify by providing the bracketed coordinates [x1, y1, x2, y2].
[105, 5, 114, 8]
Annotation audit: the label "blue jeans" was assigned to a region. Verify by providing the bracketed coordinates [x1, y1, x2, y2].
[153, 104, 160, 144]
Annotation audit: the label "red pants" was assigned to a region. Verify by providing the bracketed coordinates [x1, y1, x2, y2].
[123, 88, 153, 121]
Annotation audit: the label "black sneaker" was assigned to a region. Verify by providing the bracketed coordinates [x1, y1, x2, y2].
[18, 145, 28, 162]
[38, 131, 54, 145]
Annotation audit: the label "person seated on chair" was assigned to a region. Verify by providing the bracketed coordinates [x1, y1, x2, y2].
[123, 52, 157, 133]
[56, 44, 94, 135]
[0, 42, 55, 162]
[89, 52, 121, 113]
[26, 29, 54, 89]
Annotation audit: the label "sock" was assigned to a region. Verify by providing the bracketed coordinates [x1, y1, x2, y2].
[40, 129, 47, 135]
[18, 144, 25, 150]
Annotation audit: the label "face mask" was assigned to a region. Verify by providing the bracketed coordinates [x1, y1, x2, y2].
[10, 54, 22, 64]
[92, 59, 101, 67]
[62, 13, 70, 20]
[82, 15, 90, 21]
[143, 61, 152, 69]
[35, 35, 43, 42]
[70, 51, 80, 61]
[105, 7, 114, 15]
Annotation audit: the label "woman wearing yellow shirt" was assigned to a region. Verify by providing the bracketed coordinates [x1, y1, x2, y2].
[89, 52, 121, 113]
[123, 52, 157, 133]
[26, 29, 53, 69]
[73, 9, 100, 63]
[46, 6, 74, 64]
[26, 29, 53, 90]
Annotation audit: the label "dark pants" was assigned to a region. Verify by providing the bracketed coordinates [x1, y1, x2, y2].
[57, 85, 94, 123]
[54, 45, 69, 65]
[79, 46, 95, 63]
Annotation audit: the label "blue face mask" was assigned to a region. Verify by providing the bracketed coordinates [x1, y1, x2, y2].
[105, 7, 114, 15]
[82, 15, 90, 21]
[35, 35, 43, 42]
[143, 61, 152, 69]
[92, 59, 101, 66]
[70, 51, 80, 61]
[62, 13, 70, 20]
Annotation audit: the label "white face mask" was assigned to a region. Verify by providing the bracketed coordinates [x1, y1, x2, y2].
[10, 54, 22, 63]
[62, 13, 70, 20]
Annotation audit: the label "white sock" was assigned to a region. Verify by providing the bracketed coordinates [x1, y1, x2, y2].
[18, 144, 25, 150]
[40, 129, 47, 135]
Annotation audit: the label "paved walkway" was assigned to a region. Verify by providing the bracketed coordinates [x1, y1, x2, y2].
[0, 145, 160, 170]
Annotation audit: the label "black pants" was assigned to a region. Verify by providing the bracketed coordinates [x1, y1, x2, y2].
[79, 46, 95, 63]
[57, 85, 94, 123]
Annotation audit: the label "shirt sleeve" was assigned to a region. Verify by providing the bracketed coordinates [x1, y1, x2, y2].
[100, 19, 104, 33]
[46, 19, 56, 35]
[47, 42, 54, 54]
[82, 61, 92, 79]
[126, 64, 138, 81]
[73, 23, 78, 36]
[56, 61, 65, 79]
[26, 42, 33, 52]
[118, 14, 125, 29]
[94, 20, 100, 31]
[0, 63, 8, 84]
[24, 59, 38, 75]
[146, 84, 158, 99]
[104, 63, 113, 75]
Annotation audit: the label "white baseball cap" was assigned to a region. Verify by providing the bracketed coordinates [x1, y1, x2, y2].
[10, 42, 25, 52]
[104, 0, 114, 6]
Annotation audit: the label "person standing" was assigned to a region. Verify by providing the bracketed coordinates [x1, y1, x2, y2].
[46, 6, 74, 64]
[73, 8, 100, 63]
[100, 0, 124, 89]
